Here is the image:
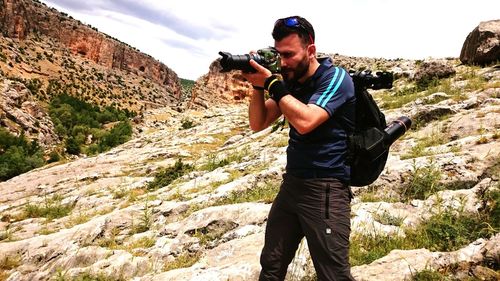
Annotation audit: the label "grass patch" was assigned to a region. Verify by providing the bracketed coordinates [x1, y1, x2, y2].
[0, 224, 13, 242]
[64, 210, 91, 228]
[147, 159, 193, 191]
[271, 135, 289, 148]
[0, 254, 21, 270]
[350, 189, 498, 266]
[426, 78, 466, 101]
[372, 210, 405, 226]
[378, 85, 425, 110]
[350, 233, 406, 266]
[400, 161, 442, 201]
[163, 252, 201, 272]
[401, 127, 451, 160]
[199, 146, 250, 172]
[177, 178, 280, 220]
[23, 195, 74, 220]
[357, 185, 400, 203]
[126, 236, 156, 250]
[378, 72, 479, 111]
[214, 179, 280, 205]
[53, 271, 126, 281]
[406, 210, 494, 252]
[409, 269, 444, 281]
[96, 227, 121, 249]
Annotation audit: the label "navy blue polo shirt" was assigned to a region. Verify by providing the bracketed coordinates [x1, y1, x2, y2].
[285, 57, 355, 182]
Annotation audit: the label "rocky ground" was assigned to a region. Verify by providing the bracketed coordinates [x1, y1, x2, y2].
[0, 62, 499, 280]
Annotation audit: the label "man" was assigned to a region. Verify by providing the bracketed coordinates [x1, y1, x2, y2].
[241, 16, 356, 281]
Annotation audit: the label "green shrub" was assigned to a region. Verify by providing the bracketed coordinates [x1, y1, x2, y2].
[410, 270, 443, 281]
[350, 233, 406, 266]
[65, 137, 81, 155]
[0, 128, 45, 181]
[147, 159, 193, 191]
[180, 118, 196, 130]
[25, 78, 42, 96]
[200, 148, 249, 172]
[97, 121, 132, 152]
[401, 161, 442, 201]
[23, 196, 74, 220]
[49, 94, 134, 155]
[47, 151, 61, 163]
[409, 211, 491, 252]
[214, 179, 280, 205]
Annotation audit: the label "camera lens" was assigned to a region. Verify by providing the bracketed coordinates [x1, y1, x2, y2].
[384, 116, 412, 145]
[218, 51, 262, 73]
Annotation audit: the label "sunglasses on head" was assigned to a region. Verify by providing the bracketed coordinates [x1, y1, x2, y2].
[275, 16, 314, 44]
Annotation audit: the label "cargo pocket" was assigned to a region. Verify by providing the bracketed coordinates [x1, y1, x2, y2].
[323, 218, 350, 253]
[323, 185, 351, 253]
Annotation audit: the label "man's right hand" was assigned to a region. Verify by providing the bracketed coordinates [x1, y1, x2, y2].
[241, 59, 273, 90]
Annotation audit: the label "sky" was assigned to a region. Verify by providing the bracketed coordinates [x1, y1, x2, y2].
[39, 0, 500, 81]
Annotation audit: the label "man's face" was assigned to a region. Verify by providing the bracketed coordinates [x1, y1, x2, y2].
[275, 33, 310, 83]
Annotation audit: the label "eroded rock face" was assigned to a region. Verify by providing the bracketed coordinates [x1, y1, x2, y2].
[460, 19, 500, 66]
[189, 60, 251, 109]
[0, 78, 57, 148]
[0, 0, 181, 98]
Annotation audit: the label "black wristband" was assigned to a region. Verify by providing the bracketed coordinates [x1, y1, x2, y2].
[265, 76, 288, 103]
[264, 75, 279, 90]
[252, 85, 265, 91]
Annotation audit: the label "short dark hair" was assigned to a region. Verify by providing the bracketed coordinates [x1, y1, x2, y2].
[272, 16, 315, 46]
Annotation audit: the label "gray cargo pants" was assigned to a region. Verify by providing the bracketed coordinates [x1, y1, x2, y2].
[259, 173, 355, 281]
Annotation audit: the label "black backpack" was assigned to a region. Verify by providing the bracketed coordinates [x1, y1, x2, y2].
[347, 70, 394, 187]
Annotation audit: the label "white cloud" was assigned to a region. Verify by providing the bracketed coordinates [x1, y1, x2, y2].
[40, 0, 500, 80]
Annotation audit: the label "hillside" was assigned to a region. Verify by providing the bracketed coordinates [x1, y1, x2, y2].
[0, 0, 185, 150]
[0, 57, 498, 280]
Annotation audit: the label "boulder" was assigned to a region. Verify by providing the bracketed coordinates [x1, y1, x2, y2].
[460, 20, 500, 65]
[413, 61, 456, 85]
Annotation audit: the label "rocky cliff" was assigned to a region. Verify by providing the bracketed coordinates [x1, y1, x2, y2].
[0, 0, 187, 148]
[190, 59, 251, 109]
[0, 0, 181, 98]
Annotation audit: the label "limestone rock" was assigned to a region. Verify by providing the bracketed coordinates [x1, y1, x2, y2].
[0, 79, 58, 148]
[413, 61, 456, 84]
[352, 234, 500, 281]
[460, 20, 500, 66]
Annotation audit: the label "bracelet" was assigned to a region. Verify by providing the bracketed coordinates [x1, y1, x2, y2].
[252, 85, 265, 91]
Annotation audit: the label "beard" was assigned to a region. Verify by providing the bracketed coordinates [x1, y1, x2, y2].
[281, 54, 310, 83]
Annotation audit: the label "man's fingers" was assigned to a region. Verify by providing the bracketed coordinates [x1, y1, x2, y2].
[249, 59, 269, 73]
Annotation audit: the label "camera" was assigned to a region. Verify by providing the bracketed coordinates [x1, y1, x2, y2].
[218, 48, 281, 73]
[349, 70, 393, 90]
[349, 69, 410, 144]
